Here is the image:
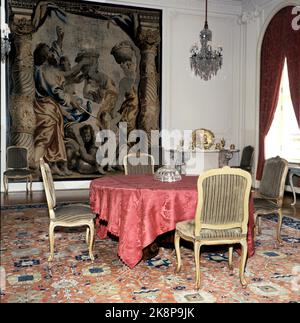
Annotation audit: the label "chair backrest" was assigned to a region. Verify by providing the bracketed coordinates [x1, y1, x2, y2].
[123, 153, 155, 175]
[240, 145, 254, 171]
[6, 146, 28, 169]
[259, 156, 288, 205]
[40, 158, 56, 219]
[194, 167, 252, 236]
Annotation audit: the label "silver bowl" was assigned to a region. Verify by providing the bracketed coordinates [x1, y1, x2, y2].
[154, 166, 182, 182]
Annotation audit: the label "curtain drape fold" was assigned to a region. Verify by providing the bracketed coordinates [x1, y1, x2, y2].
[257, 6, 300, 180]
[286, 9, 300, 127]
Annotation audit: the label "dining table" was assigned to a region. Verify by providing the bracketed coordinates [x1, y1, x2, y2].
[89, 174, 255, 268]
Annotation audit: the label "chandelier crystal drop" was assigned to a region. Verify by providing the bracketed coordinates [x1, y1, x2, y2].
[190, 0, 223, 81]
[1, 24, 11, 63]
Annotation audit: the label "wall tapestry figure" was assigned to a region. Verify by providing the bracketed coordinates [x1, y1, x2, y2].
[7, 0, 162, 179]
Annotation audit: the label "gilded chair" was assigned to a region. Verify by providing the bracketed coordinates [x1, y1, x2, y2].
[3, 146, 33, 194]
[254, 156, 288, 243]
[174, 166, 252, 289]
[40, 158, 95, 262]
[232, 146, 254, 173]
[123, 153, 155, 175]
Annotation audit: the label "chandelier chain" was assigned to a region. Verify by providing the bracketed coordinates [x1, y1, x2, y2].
[190, 0, 223, 81]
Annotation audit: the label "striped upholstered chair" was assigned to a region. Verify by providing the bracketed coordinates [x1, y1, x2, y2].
[174, 167, 252, 289]
[40, 158, 95, 262]
[254, 156, 288, 243]
[123, 153, 155, 175]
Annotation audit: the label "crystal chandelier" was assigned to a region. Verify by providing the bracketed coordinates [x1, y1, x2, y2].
[190, 0, 223, 80]
[1, 24, 11, 63]
[1, 0, 11, 64]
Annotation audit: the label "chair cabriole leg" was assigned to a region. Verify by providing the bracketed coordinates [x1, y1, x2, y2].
[88, 223, 95, 262]
[29, 175, 33, 194]
[228, 246, 233, 270]
[194, 241, 201, 290]
[239, 239, 248, 288]
[174, 231, 182, 273]
[277, 209, 283, 245]
[3, 176, 8, 194]
[48, 223, 55, 262]
[86, 227, 90, 244]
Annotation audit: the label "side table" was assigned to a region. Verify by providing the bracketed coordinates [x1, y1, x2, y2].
[288, 164, 300, 206]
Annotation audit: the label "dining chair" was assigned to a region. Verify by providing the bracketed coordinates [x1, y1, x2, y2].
[40, 158, 96, 262]
[254, 156, 289, 243]
[174, 166, 252, 289]
[3, 146, 33, 194]
[232, 145, 254, 173]
[123, 152, 155, 175]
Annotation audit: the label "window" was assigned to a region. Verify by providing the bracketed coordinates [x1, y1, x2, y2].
[265, 59, 300, 163]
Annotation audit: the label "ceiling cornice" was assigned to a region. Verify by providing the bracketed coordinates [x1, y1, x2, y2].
[84, 0, 243, 15]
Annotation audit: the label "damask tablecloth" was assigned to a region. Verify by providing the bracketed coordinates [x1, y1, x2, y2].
[90, 175, 254, 268]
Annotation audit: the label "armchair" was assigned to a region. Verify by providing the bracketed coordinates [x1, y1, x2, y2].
[174, 166, 252, 289]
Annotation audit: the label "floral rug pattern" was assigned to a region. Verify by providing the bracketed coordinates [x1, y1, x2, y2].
[0, 208, 299, 303]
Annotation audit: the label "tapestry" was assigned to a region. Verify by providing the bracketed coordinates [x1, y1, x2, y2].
[7, 0, 162, 179]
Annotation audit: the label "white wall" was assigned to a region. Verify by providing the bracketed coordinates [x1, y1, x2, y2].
[4, 0, 298, 192]
[164, 6, 242, 147]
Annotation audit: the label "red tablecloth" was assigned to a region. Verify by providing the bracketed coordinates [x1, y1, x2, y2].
[89, 175, 254, 268]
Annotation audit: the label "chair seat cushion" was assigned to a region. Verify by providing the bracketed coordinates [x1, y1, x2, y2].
[176, 220, 244, 240]
[254, 198, 279, 211]
[4, 169, 32, 177]
[53, 204, 95, 223]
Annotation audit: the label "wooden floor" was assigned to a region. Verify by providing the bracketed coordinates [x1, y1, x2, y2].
[1, 189, 89, 206]
[280, 193, 300, 219]
[1, 188, 299, 219]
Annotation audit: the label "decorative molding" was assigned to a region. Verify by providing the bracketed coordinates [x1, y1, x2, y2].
[9, 0, 243, 16]
[237, 7, 261, 25]
[86, 0, 243, 13]
[237, 0, 263, 25]
[9, 0, 161, 20]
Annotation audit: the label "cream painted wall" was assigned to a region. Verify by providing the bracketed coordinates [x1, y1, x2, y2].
[1, 0, 298, 191]
[164, 9, 242, 149]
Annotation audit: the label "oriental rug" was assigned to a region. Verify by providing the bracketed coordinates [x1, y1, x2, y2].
[0, 207, 299, 303]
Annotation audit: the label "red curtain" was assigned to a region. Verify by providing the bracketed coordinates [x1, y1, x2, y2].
[257, 7, 300, 180]
[256, 8, 286, 180]
[286, 8, 300, 127]
[286, 8, 300, 188]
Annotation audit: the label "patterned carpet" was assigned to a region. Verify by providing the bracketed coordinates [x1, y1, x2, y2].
[0, 207, 299, 303]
